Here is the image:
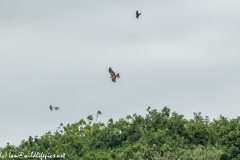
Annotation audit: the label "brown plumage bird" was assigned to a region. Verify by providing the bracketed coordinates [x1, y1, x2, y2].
[109, 67, 120, 82]
[49, 105, 60, 111]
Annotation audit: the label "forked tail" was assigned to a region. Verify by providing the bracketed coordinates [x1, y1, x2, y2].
[116, 73, 120, 78]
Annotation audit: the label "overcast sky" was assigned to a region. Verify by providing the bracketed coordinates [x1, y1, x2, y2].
[1, 0, 240, 147]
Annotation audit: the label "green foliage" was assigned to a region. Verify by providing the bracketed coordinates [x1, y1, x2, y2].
[1, 107, 240, 159]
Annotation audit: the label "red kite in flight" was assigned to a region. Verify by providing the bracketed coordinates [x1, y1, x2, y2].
[109, 67, 120, 82]
[49, 105, 60, 111]
[136, 10, 141, 19]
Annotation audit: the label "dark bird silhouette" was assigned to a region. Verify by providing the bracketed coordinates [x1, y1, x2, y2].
[109, 67, 120, 82]
[49, 105, 60, 111]
[49, 105, 52, 111]
[136, 10, 141, 19]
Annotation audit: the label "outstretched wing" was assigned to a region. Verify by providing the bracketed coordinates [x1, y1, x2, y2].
[109, 67, 115, 76]
[112, 77, 116, 82]
[136, 10, 138, 15]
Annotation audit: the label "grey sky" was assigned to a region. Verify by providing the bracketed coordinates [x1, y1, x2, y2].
[1, 0, 240, 147]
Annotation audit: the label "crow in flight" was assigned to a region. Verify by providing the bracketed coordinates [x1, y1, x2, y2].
[109, 67, 120, 82]
[136, 10, 141, 19]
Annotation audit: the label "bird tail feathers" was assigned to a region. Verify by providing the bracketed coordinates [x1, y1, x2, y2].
[116, 73, 120, 78]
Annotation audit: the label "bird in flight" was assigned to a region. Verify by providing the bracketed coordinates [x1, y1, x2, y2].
[109, 67, 120, 82]
[136, 10, 141, 19]
[49, 105, 60, 111]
